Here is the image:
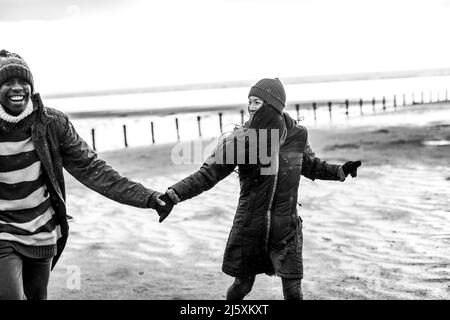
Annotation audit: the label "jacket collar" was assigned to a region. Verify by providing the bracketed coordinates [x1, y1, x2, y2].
[282, 112, 297, 130]
[31, 93, 51, 125]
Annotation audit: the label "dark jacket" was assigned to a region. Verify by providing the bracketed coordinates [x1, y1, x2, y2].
[170, 107, 341, 279]
[29, 94, 157, 270]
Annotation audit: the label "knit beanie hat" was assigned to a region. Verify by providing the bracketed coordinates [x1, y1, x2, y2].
[248, 78, 286, 114]
[0, 50, 34, 92]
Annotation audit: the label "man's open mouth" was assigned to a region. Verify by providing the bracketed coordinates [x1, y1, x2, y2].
[8, 95, 26, 102]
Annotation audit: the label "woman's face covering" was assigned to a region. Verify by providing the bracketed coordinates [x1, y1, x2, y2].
[249, 103, 283, 130]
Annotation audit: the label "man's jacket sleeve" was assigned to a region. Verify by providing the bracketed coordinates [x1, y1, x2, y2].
[301, 140, 341, 181]
[58, 115, 157, 208]
[169, 155, 236, 202]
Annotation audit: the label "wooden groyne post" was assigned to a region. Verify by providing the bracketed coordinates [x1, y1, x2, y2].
[123, 125, 128, 148]
[312, 102, 317, 121]
[197, 116, 202, 138]
[175, 118, 180, 141]
[328, 101, 332, 120]
[219, 112, 223, 134]
[91, 128, 96, 151]
[151, 121, 155, 144]
[345, 99, 349, 116]
[295, 104, 300, 120]
[359, 98, 363, 115]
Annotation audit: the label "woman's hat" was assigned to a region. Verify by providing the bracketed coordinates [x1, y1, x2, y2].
[248, 78, 286, 114]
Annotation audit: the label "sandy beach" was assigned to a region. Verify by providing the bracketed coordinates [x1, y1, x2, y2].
[47, 103, 450, 300]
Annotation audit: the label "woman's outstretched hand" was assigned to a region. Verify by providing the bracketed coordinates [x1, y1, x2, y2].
[342, 161, 362, 178]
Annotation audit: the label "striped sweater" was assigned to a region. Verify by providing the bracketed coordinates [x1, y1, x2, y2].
[0, 102, 61, 258]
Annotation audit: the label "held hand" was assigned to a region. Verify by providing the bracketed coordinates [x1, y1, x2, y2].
[341, 160, 362, 178]
[147, 191, 175, 223]
[156, 189, 181, 223]
[156, 193, 175, 223]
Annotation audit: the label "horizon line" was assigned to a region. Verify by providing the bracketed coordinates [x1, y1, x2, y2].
[42, 67, 450, 99]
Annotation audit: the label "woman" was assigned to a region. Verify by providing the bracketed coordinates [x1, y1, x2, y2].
[159, 78, 361, 299]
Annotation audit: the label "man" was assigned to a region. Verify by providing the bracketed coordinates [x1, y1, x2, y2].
[0, 50, 172, 300]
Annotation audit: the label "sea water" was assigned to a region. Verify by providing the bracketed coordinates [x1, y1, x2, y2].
[43, 76, 450, 151]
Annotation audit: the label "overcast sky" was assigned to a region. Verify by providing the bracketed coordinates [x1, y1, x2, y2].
[1, 0, 450, 94]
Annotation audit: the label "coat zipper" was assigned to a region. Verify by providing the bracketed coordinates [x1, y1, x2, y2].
[264, 170, 278, 253]
[263, 129, 285, 254]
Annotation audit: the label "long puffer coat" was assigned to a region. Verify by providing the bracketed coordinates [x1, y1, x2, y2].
[170, 105, 341, 279]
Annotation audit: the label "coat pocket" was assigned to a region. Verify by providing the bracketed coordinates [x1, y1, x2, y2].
[273, 191, 294, 216]
[290, 201, 303, 231]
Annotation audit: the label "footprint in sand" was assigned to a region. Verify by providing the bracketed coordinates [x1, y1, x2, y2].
[107, 267, 131, 279]
[132, 286, 149, 294]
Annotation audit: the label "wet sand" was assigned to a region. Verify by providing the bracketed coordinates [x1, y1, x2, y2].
[48, 103, 450, 299]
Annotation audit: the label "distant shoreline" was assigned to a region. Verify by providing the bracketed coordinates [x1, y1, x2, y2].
[63, 98, 381, 119]
[64, 99, 433, 119]
[43, 68, 450, 100]
[66, 104, 244, 119]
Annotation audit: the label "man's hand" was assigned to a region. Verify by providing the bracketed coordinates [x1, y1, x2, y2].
[155, 189, 181, 223]
[341, 161, 362, 178]
[156, 195, 166, 206]
[147, 191, 175, 223]
[156, 193, 175, 223]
